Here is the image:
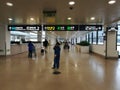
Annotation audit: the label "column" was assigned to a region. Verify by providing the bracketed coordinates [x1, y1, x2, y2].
[0, 24, 10, 56]
[106, 29, 118, 58]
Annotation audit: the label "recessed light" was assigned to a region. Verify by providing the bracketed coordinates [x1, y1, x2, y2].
[108, 0, 116, 4]
[6, 2, 13, 6]
[8, 18, 13, 21]
[90, 17, 95, 20]
[30, 18, 34, 21]
[69, 1, 75, 5]
[68, 17, 72, 20]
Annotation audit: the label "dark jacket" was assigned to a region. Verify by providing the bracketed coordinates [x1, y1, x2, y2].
[43, 40, 48, 47]
[28, 42, 34, 51]
[53, 45, 61, 56]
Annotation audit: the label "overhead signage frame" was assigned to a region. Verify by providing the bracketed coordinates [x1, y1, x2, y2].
[8, 24, 103, 31]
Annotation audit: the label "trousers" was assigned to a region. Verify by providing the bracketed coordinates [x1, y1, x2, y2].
[53, 55, 60, 69]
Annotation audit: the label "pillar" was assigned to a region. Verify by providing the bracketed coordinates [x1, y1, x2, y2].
[0, 24, 10, 56]
[106, 29, 118, 58]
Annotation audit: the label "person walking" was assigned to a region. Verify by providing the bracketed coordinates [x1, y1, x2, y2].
[28, 41, 34, 58]
[52, 42, 61, 69]
[43, 39, 49, 53]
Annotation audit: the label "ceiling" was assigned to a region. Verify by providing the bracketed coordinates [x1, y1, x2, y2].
[0, 0, 120, 38]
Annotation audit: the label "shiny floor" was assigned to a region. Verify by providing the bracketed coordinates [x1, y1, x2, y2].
[0, 45, 120, 90]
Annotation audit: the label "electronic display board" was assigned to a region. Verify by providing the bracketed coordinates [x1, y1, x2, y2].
[43, 25, 79, 31]
[8, 25, 41, 31]
[8, 24, 103, 31]
[79, 25, 102, 31]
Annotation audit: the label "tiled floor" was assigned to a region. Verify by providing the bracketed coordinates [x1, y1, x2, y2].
[0, 45, 120, 90]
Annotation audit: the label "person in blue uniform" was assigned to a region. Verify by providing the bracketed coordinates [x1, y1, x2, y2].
[52, 42, 61, 69]
[28, 41, 34, 58]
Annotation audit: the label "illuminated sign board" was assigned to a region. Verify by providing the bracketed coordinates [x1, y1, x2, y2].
[8, 24, 103, 31]
[43, 25, 79, 31]
[79, 25, 102, 31]
[8, 25, 41, 31]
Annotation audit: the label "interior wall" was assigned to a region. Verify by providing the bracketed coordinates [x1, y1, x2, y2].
[91, 44, 105, 56]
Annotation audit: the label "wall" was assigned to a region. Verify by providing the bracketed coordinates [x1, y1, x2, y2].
[11, 43, 40, 55]
[91, 44, 105, 56]
[91, 31, 118, 58]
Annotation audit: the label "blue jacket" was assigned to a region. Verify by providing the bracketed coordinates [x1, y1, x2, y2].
[54, 46, 61, 56]
[28, 42, 34, 51]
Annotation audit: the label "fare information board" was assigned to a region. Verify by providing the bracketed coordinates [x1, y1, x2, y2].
[8, 25, 103, 31]
[43, 25, 79, 31]
[8, 25, 41, 31]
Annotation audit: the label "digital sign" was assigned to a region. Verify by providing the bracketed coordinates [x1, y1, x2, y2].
[8, 24, 103, 31]
[79, 25, 102, 31]
[8, 25, 41, 31]
[43, 25, 79, 31]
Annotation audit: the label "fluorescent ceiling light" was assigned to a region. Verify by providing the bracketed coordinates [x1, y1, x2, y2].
[8, 18, 13, 21]
[108, 0, 116, 4]
[6, 2, 13, 6]
[90, 17, 95, 20]
[69, 1, 75, 5]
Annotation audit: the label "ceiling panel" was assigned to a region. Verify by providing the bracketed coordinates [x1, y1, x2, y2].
[0, 0, 120, 38]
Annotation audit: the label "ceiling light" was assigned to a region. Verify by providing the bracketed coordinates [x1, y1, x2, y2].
[30, 18, 34, 21]
[90, 17, 95, 20]
[108, 0, 116, 4]
[6, 2, 13, 6]
[69, 1, 75, 5]
[68, 17, 72, 20]
[8, 18, 13, 21]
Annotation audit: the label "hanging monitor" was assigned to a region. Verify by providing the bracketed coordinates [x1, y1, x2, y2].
[8, 25, 42, 31]
[8, 24, 103, 31]
[43, 25, 79, 31]
[79, 25, 102, 31]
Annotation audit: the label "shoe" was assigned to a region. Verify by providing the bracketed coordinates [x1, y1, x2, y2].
[57, 67, 59, 69]
[52, 67, 55, 69]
